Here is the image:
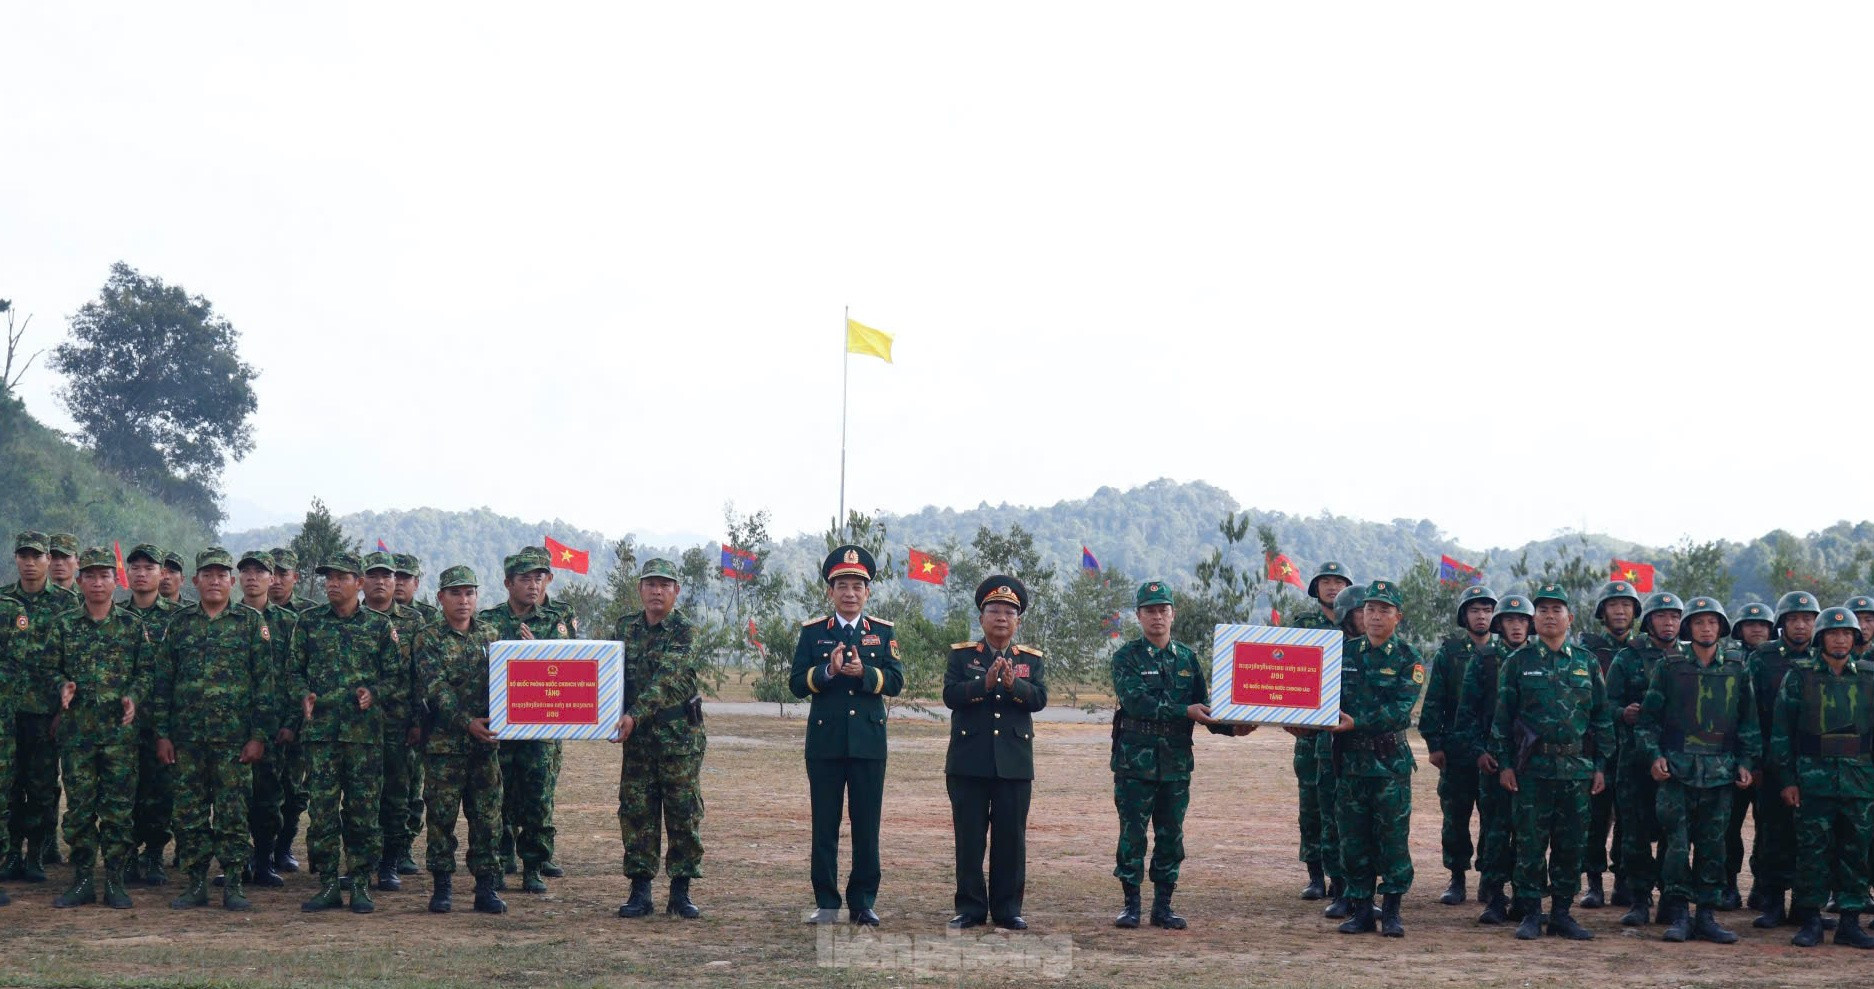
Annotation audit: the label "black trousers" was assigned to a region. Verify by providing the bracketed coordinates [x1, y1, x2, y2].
[947, 774, 1031, 922]
[807, 757, 885, 910]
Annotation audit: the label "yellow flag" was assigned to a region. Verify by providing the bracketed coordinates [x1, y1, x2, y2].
[846, 318, 894, 363]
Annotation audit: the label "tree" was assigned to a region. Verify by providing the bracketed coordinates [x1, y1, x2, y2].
[1664, 539, 1735, 602]
[289, 498, 360, 597]
[49, 262, 259, 524]
[2, 298, 41, 397]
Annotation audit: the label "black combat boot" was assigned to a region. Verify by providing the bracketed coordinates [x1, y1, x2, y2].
[539, 861, 565, 878]
[0, 850, 20, 882]
[1336, 897, 1375, 934]
[1322, 877, 1352, 918]
[169, 870, 209, 909]
[1609, 871, 1630, 907]
[1719, 879, 1741, 911]
[103, 862, 133, 909]
[1513, 900, 1545, 939]
[250, 845, 284, 888]
[1661, 898, 1692, 942]
[272, 828, 300, 873]
[1300, 861, 1326, 900]
[374, 856, 402, 892]
[617, 876, 654, 918]
[1379, 893, 1404, 937]
[1113, 882, 1141, 928]
[1579, 872, 1605, 908]
[1693, 904, 1738, 944]
[137, 849, 163, 887]
[1745, 882, 1765, 911]
[1478, 887, 1510, 925]
[1440, 870, 1466, 906]
[1507, 896, 1527, 921]
[1149, 882, 1186, 929]
[473, 873, 507, 914]
[1619, 884, 1653, 926]
[1752, 888, 1787, 928]
[1790, 906, 1825, 947]
[1836, 911, 1874, 949]
[20, 843, 47, 884]
[52, 868, 96, 908]
[667, 876, 701, 918]
[428, 873, 453, 913]
[1546, 897, 1595, 940]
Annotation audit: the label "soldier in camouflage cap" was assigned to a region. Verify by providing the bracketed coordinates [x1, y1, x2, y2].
[118, 543, 180, 887]
[50, 548, 152, 908]
[482, 547, 569, 894]
[612, 558, 709, 920]
[159, 551, 187, 606]
[152, 548, 276, 912]
[360, 551, 423, 892]
[1747, 589, 1822, 929]
[263, 547, 311, 874]
[47, 533, 79, 594]
[1419, 583, 1498, 907]
[414, 565, 507, 915]
[3, 531, 71, 884]
[1490, 582, 1615, 941]
[1285, 563, 1351, 900]
[389, 552, 433, 872]
[1771, 607, 1874, 948]
[231, 550, 290, 889]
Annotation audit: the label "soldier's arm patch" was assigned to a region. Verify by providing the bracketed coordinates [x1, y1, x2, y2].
[556, 622, 568, 637]
[1411, 664, 1425, 684]
[890, 639, 900, 660]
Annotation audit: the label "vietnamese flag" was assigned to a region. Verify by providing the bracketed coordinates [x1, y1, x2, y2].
[543, 535, 590, 574]
[1611, 558, 1655, 593]
[1266, 553, 1304, 588]
[112, 541, 129, 589]
[907, 547, 949, 585]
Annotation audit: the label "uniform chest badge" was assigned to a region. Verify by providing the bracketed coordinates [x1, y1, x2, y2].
[14, 614, 26, 631]
[862, 634, 881, 646]
[556, 622, 568, 637]
[261, 624, 272, 642]
[1013, 663, 1031, 678]
[968, 660, 984, 670]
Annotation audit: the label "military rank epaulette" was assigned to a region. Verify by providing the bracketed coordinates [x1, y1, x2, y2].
[951, 641, 980, 650]
[866, 616, 893, 627]
[1014, 644, 1044, 657]
[802, 615, 827, 627]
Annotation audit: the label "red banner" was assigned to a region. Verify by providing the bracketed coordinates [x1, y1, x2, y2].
[1230, 641, 1322, 709]
[504, 659, 600, 725]
[543, 535, 590, 574]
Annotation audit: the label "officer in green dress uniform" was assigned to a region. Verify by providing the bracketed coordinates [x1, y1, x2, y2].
[1286, 561, 1350, 901]
[1419, 583, 1497, 907]
[942, 575, 1047, 931]
[788, 545, 903, 925]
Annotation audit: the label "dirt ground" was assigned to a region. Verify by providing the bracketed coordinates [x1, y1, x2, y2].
[0, 713, 1844, 988]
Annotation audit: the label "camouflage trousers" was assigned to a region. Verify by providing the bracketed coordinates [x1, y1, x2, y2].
[1112, 776, 1189, 886]
[404, 748, 425, 845]
[1316, 735, 1343, 879]
[1615, 762, 1662, 893]
[12, 713, 60, 856]
[1512, 776, 1591, 903]
[133, 728, 173, 859]
[1656, 782, 1732, 907]
[171, 741, 254, 877]
[1724, 784, 1752, 882]
[378, 737, 417, 857]
[1475, 767, 1515, 888]
[1584, 774, 1617, 876]
[1750, 781, 1796, 890]
[1792, 794, 1872, 912]
[280, 741, 310, 845]
[306, 742, 383, 878]
[1436, 761, 1480, 872]
[60, 741, 137, 870]
[1336, 774, 1414, 899]
[499, 740, 556, 867]
[545, 740, 561, 860]
[1294, 734, 1324, 865]
[618, 739, 706, 879]
[424, 748, 503, 877]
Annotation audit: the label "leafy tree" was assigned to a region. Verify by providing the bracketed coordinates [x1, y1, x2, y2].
[289, 498, 360, 597]
[49, 263, 259, 524]
[1507, 533, 1604, 618]
[596, 535, 643, 632]
[1664, 539, 1735, 601]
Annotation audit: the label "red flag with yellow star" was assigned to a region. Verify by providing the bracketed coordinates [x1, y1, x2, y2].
[1266, 553, 1304, 588]
[543, 535, 590, 574]
[1611, 558, 1654, 593]
[907, 547, 949, 585]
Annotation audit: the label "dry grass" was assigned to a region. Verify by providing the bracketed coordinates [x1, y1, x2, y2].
[0, 713, 1837, 988]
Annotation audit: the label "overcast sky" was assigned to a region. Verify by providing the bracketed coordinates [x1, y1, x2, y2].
[5, 3, 1870, 551]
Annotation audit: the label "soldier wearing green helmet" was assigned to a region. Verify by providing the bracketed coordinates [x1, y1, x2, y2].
[1607, 590, 1686, 927]
[1748, 589, 1822, 930]
[1580, 578, 1643, 910]
[1723, 600, 1775, 909]
[1634, 595, 1759, 944]
[1770, 607, 1874, 949]
[1846, 595, 1874, 662]
[1285, 562, 1351, 901]
[1490, 581, 1614, 941]
[1461, 592, 1535, 925]
[1315, 582, 1367, 921]
[1418, 583, 1497, 908]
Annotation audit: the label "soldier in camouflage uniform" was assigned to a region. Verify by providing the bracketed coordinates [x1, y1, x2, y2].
[119, 544, 180, 886]
[266, 548, 311, 874]
[612, 558, 708, 920]
[1634, 596, 1759, 943]
[1771, 607, 1874, 949]
[1332, 580, 1423, 937]
[392, 552, 433, 873]
[1463, 593, 1533, 925]
[1749, 589, 1820, 929]
[1578, 579, 1641, 908]
[0, 593, 32, 905]
[415, 565, 506, 915]
[1726, 601, 1774, 911]
[1606, 590, 1684, 926]
[3, 531, 76, 884]
[1419, 583, 1497, 907]
[1285, 561, 1350, 900]
[394, 554, 439, 623]
[1490, 582, 1614, 941]
[290, 551, 403, 915]
[1318, 582, 1366, 920]
[535, 565, 579, 879]
[481, 547, 568, 895]
[50, 548, 152, 908]
[160, 551, 187, 606]
[152, 548, 276, 911]
[232, 551, 290, 889]
[47, 533, 79, 595]
[1108, 579, 1251, 930]
[361, 551, 423, 892]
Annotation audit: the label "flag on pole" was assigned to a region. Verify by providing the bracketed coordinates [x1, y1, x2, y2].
[376, 538, 389, 553]
[1081, 546, 1100, 573]
[543, 535, 590, 574]
[906, 547, 949, 585]
[112, 541, 129, 590]
[721, 546, 759, 580]
[1266, 554, 1304, 588]
[1438, 554, 1482, 585]
[1611, 558, 1655, 593]
[845, 318, 894, 363]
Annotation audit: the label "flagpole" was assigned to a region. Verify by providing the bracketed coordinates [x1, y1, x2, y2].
[838, 305, 849, 540]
